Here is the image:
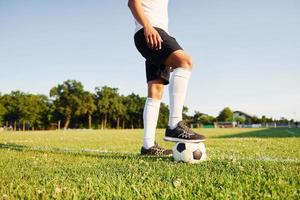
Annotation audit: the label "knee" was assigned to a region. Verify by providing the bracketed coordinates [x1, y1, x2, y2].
[148, 83, 164, 100]
[178, 56, 193, 69]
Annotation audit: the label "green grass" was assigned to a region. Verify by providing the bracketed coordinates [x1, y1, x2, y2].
[0, 128, 299, 199]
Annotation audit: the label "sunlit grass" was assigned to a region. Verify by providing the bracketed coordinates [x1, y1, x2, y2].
[0, 128, 299, 199]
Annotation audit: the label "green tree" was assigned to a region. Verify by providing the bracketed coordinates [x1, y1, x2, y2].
[192, 111, 204, 122]
[245, 117, 252, 124]
[261, 115, 267, 125]
[95, 86, 124, 129]
[50, 80, 85, 129]
[111, 94, 126, 129]
[1, 91, 25, 130]
[217, 107, 234, 122]
[252, 116, 261, 124]
[0, 100, 7, 125]
[19, 94, 50, 130]
[80, 91, 96, 129]
[235, 116, 245, 125]
[192, 111, 216, 126]
[157, 102, 169, 128]
[199, 115, 215, 125]
[123, 93, 145, 129]
[278, 117, 289, 125]
[182, 106, 192, 125]
[1, 92, 50, 130]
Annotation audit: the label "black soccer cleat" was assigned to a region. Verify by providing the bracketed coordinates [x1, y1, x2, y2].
[164, 121, 206, 143]
[140, 143, 173, 156]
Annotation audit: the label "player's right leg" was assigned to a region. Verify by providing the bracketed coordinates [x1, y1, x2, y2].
[133, 27, 205, 146]
[163, 50, 206, 143]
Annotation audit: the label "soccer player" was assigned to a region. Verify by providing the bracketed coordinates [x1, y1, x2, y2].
[128, 0, 206, 156]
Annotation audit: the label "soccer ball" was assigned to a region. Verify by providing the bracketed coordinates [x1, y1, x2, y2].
[172, 142, 207, 164]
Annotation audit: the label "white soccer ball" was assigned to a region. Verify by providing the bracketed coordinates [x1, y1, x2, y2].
[172, 142, 207, 164]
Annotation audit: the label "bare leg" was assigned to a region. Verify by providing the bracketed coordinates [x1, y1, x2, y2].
[147, 79, 164, 99]
[164, 50, 193, 70]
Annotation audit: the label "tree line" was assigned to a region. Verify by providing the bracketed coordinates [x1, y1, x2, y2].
[0, 80, 294, 131]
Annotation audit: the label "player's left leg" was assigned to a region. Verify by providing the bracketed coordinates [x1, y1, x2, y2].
[140, 61, 172, 156]
[142, 80, 164, 150]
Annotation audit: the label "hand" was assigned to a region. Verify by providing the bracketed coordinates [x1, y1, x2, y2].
[144, 26, 163, 50]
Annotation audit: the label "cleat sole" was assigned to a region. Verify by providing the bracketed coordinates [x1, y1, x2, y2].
[163, 137, 205, 143]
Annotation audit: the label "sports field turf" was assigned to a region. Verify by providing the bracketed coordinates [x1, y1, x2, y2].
[0, 128, 299, 199]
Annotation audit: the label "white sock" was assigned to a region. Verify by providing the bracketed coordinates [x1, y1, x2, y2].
[143, 97, 161, 149]
[168, 68, 191, 129]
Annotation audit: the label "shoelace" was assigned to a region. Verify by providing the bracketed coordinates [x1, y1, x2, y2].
[178, 123, 195, 138]
[178, 131, 193, 138]
[152, 145, 165, 155]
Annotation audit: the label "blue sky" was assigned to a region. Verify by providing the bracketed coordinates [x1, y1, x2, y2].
[0, 0, 299, 120]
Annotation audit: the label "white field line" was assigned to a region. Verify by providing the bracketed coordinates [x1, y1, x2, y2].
[240, 157, 299, 163]
[12, 146, 299, 164]
[8, 140, 34, 143]
[285, 130, 296, 135]
[207, 156, 300, 164]
[30, 146, 133, 155]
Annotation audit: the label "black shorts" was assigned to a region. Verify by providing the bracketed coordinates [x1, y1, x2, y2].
[134, 27, 183, 85]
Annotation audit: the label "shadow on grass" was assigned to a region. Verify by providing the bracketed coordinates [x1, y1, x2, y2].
[0, 143, 173, 162]
[215, 128, 300, 138]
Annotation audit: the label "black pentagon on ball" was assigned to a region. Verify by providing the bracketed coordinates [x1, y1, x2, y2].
[193, 149, 202, 160]
[176, 143, 186, 153]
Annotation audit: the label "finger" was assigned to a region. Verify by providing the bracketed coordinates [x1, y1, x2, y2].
[145, 35, 150, 48]
[153, 35, 159, 50]
[152, 35, 158, 50]
[154, 38, 159, 50]
[154, 34, 162, 50]
[149, 36, 154, 49]
[147, 36, 152, 49]
[157, 36, 162, 50]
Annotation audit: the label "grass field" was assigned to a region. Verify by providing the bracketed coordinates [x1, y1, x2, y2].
[0, 128, 299, 199]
